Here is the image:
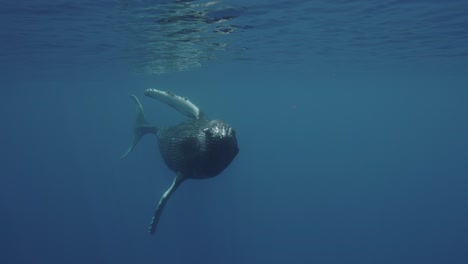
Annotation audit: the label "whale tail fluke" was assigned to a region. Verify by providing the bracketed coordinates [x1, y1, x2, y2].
[121, 95, 158, 159]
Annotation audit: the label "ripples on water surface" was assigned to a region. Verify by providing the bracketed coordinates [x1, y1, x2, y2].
[2, 0, 468, 74]
[112, 1, 250, 73]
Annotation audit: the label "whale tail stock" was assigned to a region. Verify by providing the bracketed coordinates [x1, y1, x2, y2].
[121, 95, 158, 159]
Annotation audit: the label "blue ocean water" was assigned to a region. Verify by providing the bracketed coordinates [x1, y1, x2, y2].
[1, 0, 468, 263]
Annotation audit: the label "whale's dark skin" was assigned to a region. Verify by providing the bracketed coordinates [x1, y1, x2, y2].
[122, 93, 239, 235]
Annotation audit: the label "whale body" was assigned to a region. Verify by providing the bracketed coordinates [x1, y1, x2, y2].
[122, 89, 239, 234]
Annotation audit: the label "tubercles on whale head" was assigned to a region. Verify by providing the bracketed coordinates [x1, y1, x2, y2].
[199, 119, 239, 177]
[204, 120, 235, 139]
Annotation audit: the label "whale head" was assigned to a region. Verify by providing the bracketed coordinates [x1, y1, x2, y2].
[196, 119, 239, 178]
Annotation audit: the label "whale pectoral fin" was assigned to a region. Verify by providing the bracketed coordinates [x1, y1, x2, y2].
[145, 88, 200, 119]
[121, 95, 158, 159]
[149, 173, 185, 235]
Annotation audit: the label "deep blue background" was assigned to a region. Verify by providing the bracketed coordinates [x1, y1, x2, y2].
[1, 1, 468, 263]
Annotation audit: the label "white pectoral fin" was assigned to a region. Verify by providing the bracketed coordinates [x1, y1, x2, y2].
[145, 88, 200, 119]
[148, 173, 185, 235]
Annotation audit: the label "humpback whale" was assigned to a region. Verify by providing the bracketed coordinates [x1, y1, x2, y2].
[122, 89, 239, 235]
